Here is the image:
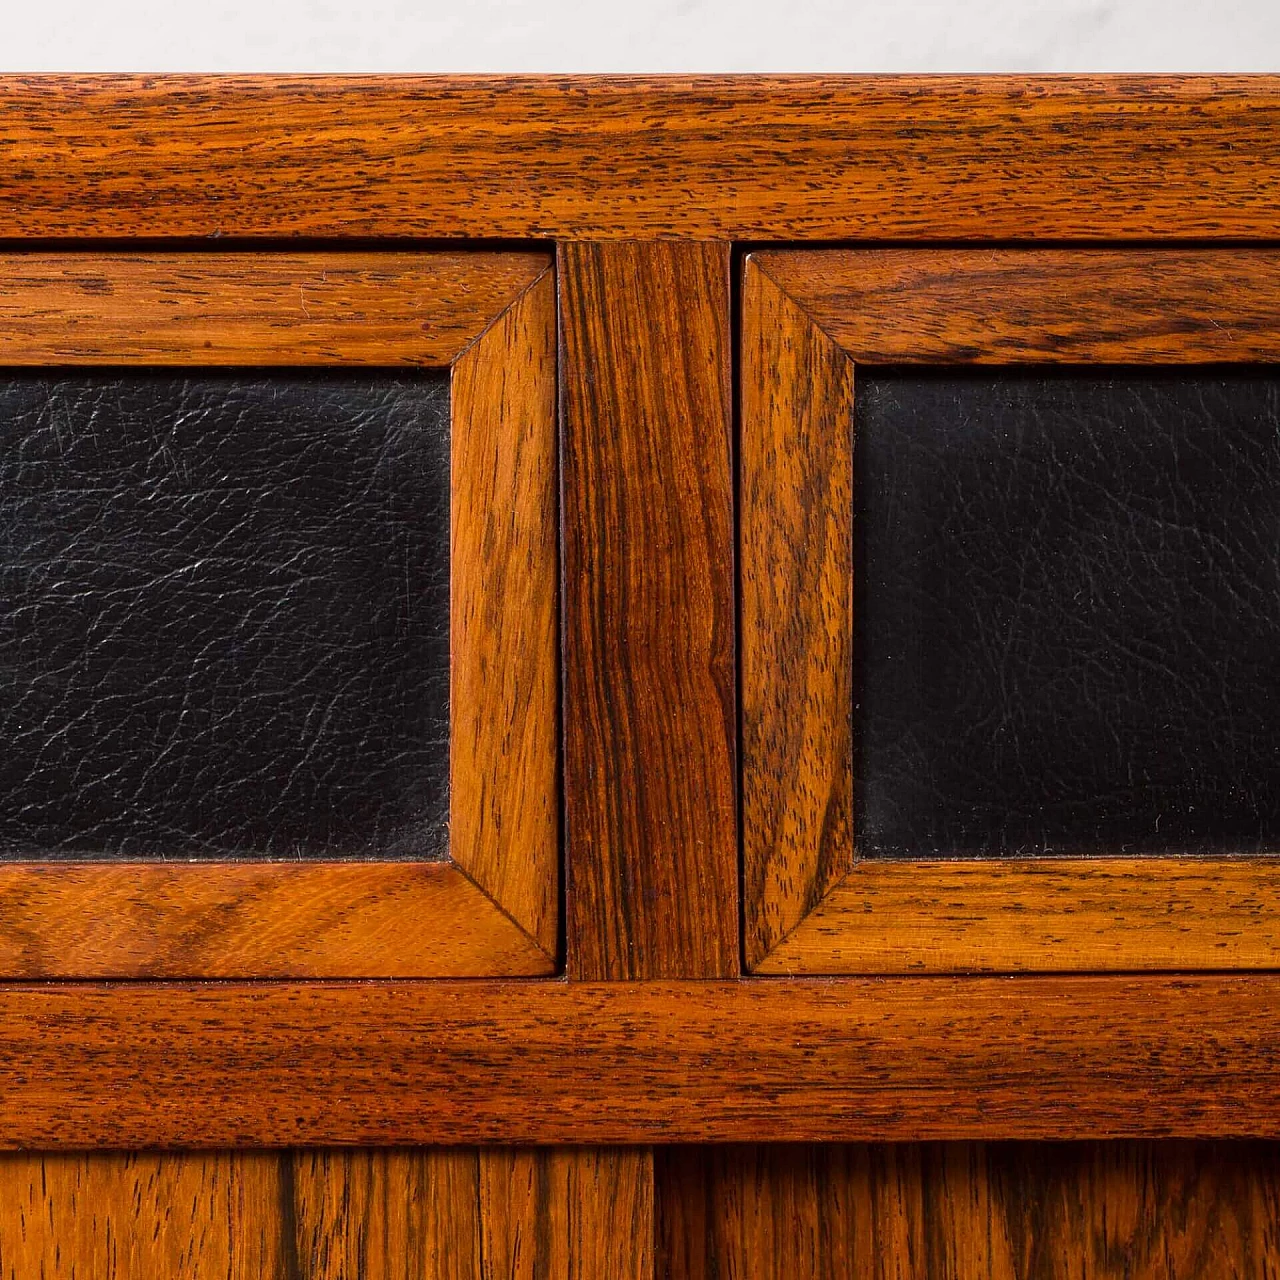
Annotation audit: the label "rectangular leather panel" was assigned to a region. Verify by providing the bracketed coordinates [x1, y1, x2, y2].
[0, 370, 450, 860]
[854, 368, 1280, 858]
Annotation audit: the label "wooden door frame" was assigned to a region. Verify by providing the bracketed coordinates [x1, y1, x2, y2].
[0, 251, 559, 978]
[742, 248, 1280, 974]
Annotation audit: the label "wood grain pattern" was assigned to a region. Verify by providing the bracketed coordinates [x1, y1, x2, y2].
[452, 267, 559, 958]
[655, 1142, 1280, 1280]
[3, 78, 1280, 240]
[0, 862, 553, 978]
[753, 249, 1280, 364]
[3, 977, 1280, 1146]
[756, 858, 1280, 974]
[741, 256, 856, 971]
[0, 1151, 286, 1278]
[0, 252, 549, 365]
[11, 1143, 1274, 1279]
[291, 1149, 481, 1279]
[560, 242, 737, 980]
[0, 252, 558, 978]
[742, 248, 1280, 974]
[0, 1148, 639, 1278]
[479, 1149, 653, 1279]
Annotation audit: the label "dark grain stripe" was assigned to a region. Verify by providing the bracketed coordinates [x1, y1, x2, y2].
[560, 242, 738, 980]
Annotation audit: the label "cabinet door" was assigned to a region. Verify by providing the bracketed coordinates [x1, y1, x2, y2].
[0, 252, 557, 978]
[742, 249, 1280, 973]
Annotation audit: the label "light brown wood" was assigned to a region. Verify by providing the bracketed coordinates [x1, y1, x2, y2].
[3, 977, 1280, 1146]
[741, 248, 1280, 974]
[3, 78, 1280, 240]
[756, 858, 1280, 974]
[560, 242, 738, 979]
[0, 1151, 286, 1278]
[0, 863, 552, 979]
[656, 1142, 1280, 1280]
[0, 1148, 650, 1278]
[0, 252, 549, 364]
[479, 1149, 654, 1279]
[753, 248, 1280, 363]
[741, 258, 856, 970]
[291, 1149, 482, 1279]
[451, 269, 559, 956]
[0, 252, 558, 979]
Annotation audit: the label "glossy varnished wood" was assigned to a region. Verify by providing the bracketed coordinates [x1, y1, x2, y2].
[754, 249, 1280, 364]
[655, 1142, 1280, 1280]
[741, 249, 1280, 974]
[29, 1142, 1271, 1279]
[0, 1151, 287, 1278]
[6, 88, 1280, 1280]
[0, 1148, 645, 1278]
[290, 1150, 481, 1278]
[479, 1149, 654, 1279]
[2, 978, 1280, 1146]
[741, 258, 856, 970]
[3, 78, 1280, 240]
[451, 268, 559, 956]
[0, 252, 548, 364]
[560, 242, 737, 979]
[0, 863, 550, 978]
[756, 858, 1280, 974]
[0, 253, 558, 978]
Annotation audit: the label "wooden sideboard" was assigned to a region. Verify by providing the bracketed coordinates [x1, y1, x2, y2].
[1, 75, 1279, 1278]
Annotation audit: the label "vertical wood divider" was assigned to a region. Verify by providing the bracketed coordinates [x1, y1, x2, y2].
[558, 240, 734, 1276]
[559, 240, 739, 982]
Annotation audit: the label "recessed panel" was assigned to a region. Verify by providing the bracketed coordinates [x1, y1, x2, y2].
[0, 370, 450, 860]
[854, 368, 1280, 858]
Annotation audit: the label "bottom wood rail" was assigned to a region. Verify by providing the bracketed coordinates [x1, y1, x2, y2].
[1, 976, 1278, 1147]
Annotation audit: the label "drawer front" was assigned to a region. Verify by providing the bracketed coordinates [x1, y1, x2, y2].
[0, 252, 558, 978]
[742, 249, 1280, 973]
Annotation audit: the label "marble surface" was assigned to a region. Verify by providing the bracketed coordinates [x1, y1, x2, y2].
[4, 0, 1277, 73]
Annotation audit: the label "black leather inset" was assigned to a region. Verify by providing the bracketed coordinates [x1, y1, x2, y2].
[854, 369, 1280, 858]
[0, 370, 450, 860]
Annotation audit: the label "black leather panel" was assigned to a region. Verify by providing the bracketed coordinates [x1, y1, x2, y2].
[0, 370, 451, 860]
[854, 369, 1280, 859]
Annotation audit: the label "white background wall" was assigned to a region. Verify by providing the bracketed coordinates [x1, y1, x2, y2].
[3, 0, 1277, 72]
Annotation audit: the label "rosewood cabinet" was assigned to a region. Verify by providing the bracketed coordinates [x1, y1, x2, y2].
[2, 75, 1280, 1278]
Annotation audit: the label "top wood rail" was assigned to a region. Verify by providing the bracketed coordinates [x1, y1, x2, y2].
[1, 76, 1278, 240]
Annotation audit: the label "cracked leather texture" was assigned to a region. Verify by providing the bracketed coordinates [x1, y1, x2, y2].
[854, 369, 1280, 858]
[0, 370, 451, 860]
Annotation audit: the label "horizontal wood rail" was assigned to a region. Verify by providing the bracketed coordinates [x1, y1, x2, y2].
[2, 977, 1280, 1147]
[2, 76, 1279, 240]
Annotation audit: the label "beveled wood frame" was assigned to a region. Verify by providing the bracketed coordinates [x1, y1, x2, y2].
[742, 248, 1280, 975]
[0, 251, 558, 978]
